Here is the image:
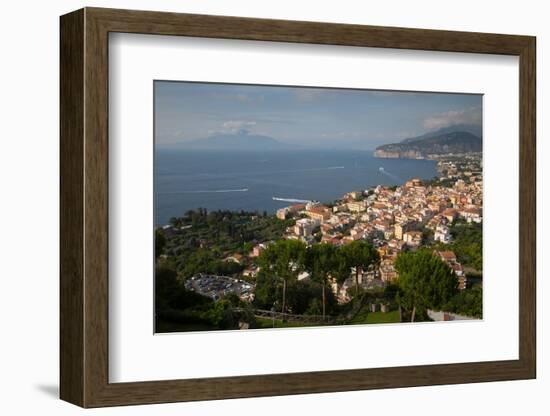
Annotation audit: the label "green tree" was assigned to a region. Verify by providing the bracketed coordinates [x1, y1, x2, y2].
[340, 241, 380, 297]
[449, 222, 483, 271]
[256, 239, 306, 313]
[395, 249, 458, 322]
[307, 243, 338, 318]
[285, 279, 329, 315]
[202, 299, 235, 329]
[242, 241, 254, 255]
[305, 298, 322, 316]
[330, 248, 352, 296]
[253, 270, 279, 309]
[443, 284, 483, 318]
[155, 263, 213, 315]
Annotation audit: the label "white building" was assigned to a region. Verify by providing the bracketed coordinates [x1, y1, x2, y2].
[294, 218, 319, 237]
[434, 223, 452, 244]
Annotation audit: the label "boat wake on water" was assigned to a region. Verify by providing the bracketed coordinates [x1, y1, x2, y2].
[378, 167, 402, 182]
[272, 197, 312, 203]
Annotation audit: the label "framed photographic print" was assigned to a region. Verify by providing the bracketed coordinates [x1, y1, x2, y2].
[60, 7, 536, 408]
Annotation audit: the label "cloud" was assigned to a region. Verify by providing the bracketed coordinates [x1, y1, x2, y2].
[221, 120, 257, 133]
[208, 92, 265, 104]
[423, 107, 482, 130]
[205, 120, 258, 136]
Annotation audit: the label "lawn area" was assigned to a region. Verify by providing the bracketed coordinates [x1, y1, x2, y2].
[255, 317, 327, 329]
[256, 310, 401, 329]
[349, 306, 401, 325]
[365, 310, 401, 324]
[157, 310, 401, 333]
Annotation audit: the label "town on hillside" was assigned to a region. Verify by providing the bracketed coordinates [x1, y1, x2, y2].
[155, 154, 483, 332]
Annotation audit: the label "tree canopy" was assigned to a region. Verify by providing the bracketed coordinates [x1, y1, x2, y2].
[443, 284, 482, 318]
[306, 243, 339, 317]
[395, 249, 458, 322]
[256, 239, 307, 313]
[340, 240, 380, 295]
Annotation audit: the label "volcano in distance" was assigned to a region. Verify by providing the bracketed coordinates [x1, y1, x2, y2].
[171, 130, 295, 151]
[374, 124, 482, 159]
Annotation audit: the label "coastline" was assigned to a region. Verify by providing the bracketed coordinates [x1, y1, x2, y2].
[155, 150, 441, 226]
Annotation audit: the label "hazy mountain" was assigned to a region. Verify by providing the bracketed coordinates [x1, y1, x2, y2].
[374, 130, 482, 159]
[329, 124, 482, 151]
[400, 124, 482, 144]
[170, 132, 295, 151]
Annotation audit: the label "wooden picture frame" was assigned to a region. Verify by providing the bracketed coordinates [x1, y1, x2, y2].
[60, 7, 536, 408]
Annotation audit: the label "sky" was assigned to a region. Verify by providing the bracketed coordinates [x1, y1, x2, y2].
[154, 81, 482, 149]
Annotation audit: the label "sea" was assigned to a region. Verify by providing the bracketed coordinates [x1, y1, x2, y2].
[155, 149, 438, 226]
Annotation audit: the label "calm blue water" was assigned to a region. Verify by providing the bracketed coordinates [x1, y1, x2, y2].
[155, 149, 438, 225]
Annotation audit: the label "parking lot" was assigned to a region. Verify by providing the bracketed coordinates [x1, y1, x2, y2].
[185, 274, 255, 302]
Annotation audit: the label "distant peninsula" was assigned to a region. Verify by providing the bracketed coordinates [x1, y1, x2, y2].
[374, 126, 482, 159]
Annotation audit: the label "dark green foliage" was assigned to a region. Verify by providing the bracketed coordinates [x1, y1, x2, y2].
[155, 263, 257, 331]
[155, 229, 166, 259]
[395, 249, 458, 322]
[163, 209, 292, 279]
[254, 273, 336, 316]
[201, 299, 235, 329]
[443, 284, 483, 318]
[306, 243, 340, 316]
[339, 240, 380, 296]
[286, 279, 336, 315]
[155, 264, 178, 311]
[426, 221, 482, 271]
[155, 263, 219, 330]
[179, 249, 244, 279]
[307, 243, 338, 279]
[305, 298, 322, 316]
[256, 239, 307, 313]
[155, 266, 200, 309]
[256, 239, 307, 276]
[254, 240, 375, 317]
[242, 241, 254, 254]
[424, 176, 456, 188]
[448, 221, 482, 271]
[253, 271, 280, 310]
[158, 207, 471, 331]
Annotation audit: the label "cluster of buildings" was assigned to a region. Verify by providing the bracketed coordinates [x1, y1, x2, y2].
[273, 169, 482, 297]
[435, 153, 482, 181]
[186, 157, 482, 306]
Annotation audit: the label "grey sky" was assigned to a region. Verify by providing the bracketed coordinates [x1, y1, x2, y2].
[155, 81, 482, 149]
